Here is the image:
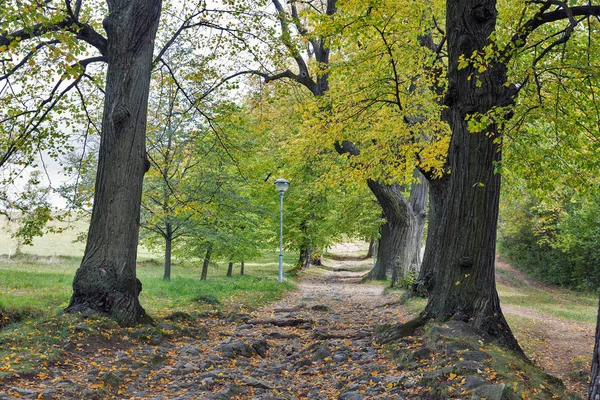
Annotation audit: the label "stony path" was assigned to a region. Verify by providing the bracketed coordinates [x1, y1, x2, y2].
[0, 263, 412, 399]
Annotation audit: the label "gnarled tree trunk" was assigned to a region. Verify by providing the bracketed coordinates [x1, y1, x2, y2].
[366, 173, 428, 286]
[420, 0, 522, 353]
[66, 0, 162, 326]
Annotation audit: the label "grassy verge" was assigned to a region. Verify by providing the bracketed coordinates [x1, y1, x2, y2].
[0, 251, 297, 379]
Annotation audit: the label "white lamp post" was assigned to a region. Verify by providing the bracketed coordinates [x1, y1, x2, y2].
[274, 178, 289, 282]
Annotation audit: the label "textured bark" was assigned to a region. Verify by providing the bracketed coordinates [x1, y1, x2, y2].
[365, 238, 375, 259]
[66, 0, 162, 326]
[201, 246, 212, 281]
[413, 180, 447, 297]
[366, 174, 428, 286]
[163, 222, 172, 281]
[240, 261, 245, 275]
[589, 297, 600, 399]
[226, 261, 233, 277]
[420, 0, 522, 354]
[297, 247, 313, 269]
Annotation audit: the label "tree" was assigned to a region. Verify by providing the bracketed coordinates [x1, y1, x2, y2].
[65, 0, 163, 325]
[413, 1, 600, 355]
[1, 0, 260, 325]
[248, 0, 431, 279]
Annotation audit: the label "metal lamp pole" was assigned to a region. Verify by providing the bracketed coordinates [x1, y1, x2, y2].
[274, 178, 289, 282]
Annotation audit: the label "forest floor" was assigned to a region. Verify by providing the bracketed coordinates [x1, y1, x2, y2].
[0, 245, 592, 399]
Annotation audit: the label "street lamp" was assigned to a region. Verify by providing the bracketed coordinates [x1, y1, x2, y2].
[274, 178, 289, 282]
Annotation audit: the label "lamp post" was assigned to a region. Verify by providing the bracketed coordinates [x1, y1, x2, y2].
[274, 178, 289, 282]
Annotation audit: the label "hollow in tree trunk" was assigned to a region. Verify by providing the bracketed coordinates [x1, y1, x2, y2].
[66, 0, 162, 327]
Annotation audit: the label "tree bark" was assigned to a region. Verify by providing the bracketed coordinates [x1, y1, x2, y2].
[240, 261, 245, 275]
[66, 0, 162, 326]
[412, 180, 447, 297]
[298, 247, 313, 269]
[589, 297, 600, 399]
[420, 0, 522, 354]
[226, 261, 233, 277]
[365, 172, 428, 286]
[365, 238, 375, 259]
[201, 246, 212, 281]
[163, 222, 172, 281]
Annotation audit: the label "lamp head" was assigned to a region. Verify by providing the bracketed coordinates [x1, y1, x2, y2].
[274, 178, 290, 193]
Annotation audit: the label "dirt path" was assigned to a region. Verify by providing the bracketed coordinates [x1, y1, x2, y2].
[0, 258, 413, 399]
[496, 257, 594, 396]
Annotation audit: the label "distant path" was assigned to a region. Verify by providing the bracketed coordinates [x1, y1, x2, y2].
[497, 256, 595, 397]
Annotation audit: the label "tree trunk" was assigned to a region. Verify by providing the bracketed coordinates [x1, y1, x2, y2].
[240, 261, 245, 275]
[412, 180, 447, 297]
[298, 247, 313, 269]
[163, 222, 172, 281]
[365, 238, 375, 259]
[589, 297, 600, 399]
[369, 222, 395, 280]
[365, 173, 428, 286]
[420, 0, 522, 353]
[66, 0, 162, 326]
[226, 261, 233, 277]
[201, 246, 212, 281]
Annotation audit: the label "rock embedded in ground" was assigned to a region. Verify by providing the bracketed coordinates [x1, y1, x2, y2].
[472, 383, 506, 400]
[461, 350, 491, 362]
[180, 344, 201, 356]
[410, 347, 432, 361]
[216, 341, 256, 358]
[463, 375, 488, 390]
[338, 391, 364, 400]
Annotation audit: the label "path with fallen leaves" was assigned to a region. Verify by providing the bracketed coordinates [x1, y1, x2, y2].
[0, 255, 414, 399]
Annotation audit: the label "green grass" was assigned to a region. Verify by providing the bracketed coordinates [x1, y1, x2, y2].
[497, 278, 598, 325]
[0, 245, 297, 379]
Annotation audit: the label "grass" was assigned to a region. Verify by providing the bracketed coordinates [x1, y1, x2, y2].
[496, 271, 598, 325]
[0, 238, 298, 379]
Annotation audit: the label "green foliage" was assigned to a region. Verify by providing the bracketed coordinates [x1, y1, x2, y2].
[499, 192, 600, 292]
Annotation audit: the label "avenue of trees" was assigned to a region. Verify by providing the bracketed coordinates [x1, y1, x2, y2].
[3, 0, 600, 396]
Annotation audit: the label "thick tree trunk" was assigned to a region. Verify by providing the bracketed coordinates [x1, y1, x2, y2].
[420, 0, 522, 353]
[201, 246, 212, 281]
[163, 222, 172, 281]
[589, 297, 600, 399]
[66, 0, 162, 326]
[365, 173, 428, 286]
[226, 261, 233, 277]
[240, 261, 245, 275]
